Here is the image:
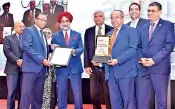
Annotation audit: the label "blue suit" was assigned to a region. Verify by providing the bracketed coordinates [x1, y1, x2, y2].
[51, 29, 83, 109]
[127, 18, 149, 108]
[104, 24, 138, 109]
[138, 19, 175, 109]
[20, 26, 49, 109]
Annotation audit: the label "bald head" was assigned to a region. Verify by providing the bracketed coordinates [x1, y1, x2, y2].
[14, 22, 25, 35]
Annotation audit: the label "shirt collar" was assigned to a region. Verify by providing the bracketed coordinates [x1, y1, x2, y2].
[131, 18, 140, 24]
[95, 24, 105, 30]
[34, 25, 41, 32]
[150, 18, 160, 25]
[62, 29, 71, 37]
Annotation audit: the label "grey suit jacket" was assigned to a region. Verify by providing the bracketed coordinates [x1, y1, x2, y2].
[3, 34, 22, 74]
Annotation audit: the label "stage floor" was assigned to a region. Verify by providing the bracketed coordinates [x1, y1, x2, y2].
[0, 99, 106, 109]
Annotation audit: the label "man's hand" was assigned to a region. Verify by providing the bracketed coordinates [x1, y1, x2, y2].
[145, 58, 155, 67]
[91, 61, 101, 66]
[107, 59, 118, 66]
[85, 67, 93, 75]
[71, 49, 76, 55]
[17, 59, 23, 67]
[50, 44, 57, 50]
[140, 58, 155, 67]
[42, 59, 51, 67]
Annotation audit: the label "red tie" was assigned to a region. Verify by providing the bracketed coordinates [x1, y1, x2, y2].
[65, 31, 69, 46]
[149, 23, 155, 40]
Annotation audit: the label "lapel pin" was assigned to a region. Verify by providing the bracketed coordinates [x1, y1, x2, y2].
[159, 24, 162, 26]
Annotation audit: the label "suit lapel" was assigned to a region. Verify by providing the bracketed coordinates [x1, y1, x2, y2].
[136, 18, 142, 28]
[148, 19, 163, 44]
[144, 23, 150, 45]
[68, 30, 74, 47]
[33, 26, 45, 48]
[12, 34, 21, 49]
[112, 25, 125, 47]
[60, 30, 67, 47]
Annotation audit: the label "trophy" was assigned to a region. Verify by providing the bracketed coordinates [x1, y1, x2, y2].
[92, 35, 112, 63]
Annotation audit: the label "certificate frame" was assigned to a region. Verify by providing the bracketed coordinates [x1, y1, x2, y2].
[49, 47, 72, 66]
[92, 35, 111, 63]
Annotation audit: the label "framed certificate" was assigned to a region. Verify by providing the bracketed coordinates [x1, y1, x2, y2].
[3, 27, 12, 38]
[92, 35, 111, 63]
[49, 47, 72, 66]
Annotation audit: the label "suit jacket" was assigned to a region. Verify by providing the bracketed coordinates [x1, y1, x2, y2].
[22, 8, 41, 27]
[47, 5, 64, 33]
[22, 26, 49, 73]
[84, 24, 113, 68]
[46, 13, 58, 33]
[53, 4, 64, 16]
[3, 34, 22, 74]
[51, 29, 83, 76]
[104, 24, 138, 79]
[126, 18, 148, 29]
[138, 19, 175, 75]
[0, 13, 14, 28]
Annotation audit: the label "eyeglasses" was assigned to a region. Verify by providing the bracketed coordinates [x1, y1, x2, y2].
[36, 18, 47, 22]
[44, 32, 51, 34]
[147, 9, 156, 13]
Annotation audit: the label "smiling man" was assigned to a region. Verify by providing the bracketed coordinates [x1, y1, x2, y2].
[127, 2, 147, 29]
[51, 12, 84, 109]
[138, 2, 175, 109]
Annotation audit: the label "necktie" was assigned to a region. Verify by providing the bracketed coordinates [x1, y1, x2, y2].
[19, 36, 22, 48]
[65, 31, 69, 47]
[40, 30, 47, 57]
[5, 14, 8, 24]
[95, 26, 102, 48]
[109, 29, 118, 55]
[97, 26, 102, 36]
[149, 23, 155, 40]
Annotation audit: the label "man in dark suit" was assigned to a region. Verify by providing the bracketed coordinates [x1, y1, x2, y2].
[50, 0, 64, 16]
[127, 2, 147, 29]
[51, 12, 83, 109]
[0, 2, 14, 44]
[138, 2, 175, 109]
[49, 0, 64, 33]
[22, 0, 41, 27]
[84, 10, 113, 109]
[20, 13, 50, 109]
[103, 10, 138, 109]
[3, 22, 25, 109]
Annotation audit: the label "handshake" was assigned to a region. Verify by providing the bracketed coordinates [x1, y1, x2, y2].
[139, 58, 155, 67]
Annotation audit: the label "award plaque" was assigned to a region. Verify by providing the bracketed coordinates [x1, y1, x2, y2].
[92, 35, 112, 63]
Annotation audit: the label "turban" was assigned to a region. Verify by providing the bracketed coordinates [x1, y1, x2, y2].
[2, 2, 10, 9]
[57, 12, 73, 23]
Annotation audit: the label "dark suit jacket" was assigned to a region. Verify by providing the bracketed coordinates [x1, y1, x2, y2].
[126, 18, 148, 29]
[104, 25, 138, 79]
[22, 8, 41, 27]
[3, 34, 22, 74]
[0, 13, 14, 27]
[47, 5, 64, 33]
[0, 13, 14, 44]
[53, 4, 64, 17]
[84, 24, 113, 68]
[138, 19, 175, 76]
